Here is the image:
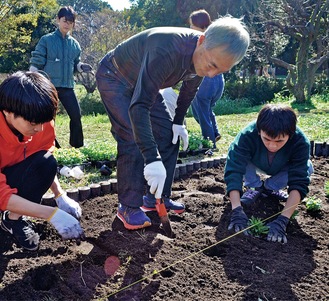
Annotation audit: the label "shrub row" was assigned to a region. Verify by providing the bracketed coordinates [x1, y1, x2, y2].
[54, 132, 211, 166]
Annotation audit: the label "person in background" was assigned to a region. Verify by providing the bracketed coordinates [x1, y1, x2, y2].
[189, 9, 225, 149]
[0, 71, 84, 251]
[96, 15, 250, 230]
[29, 6, 92, 148]
[224, 104, 313, 243]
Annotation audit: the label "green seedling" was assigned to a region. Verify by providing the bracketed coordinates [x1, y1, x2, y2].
[54, 147, 87, 166]
[188, 132, 203, 151]
[324, 181, 329, 198]
[202, 137, 213, 149]
[248, 216, 269, 237]
[80, 141, 117, 161]
[305, 196, 322, 212]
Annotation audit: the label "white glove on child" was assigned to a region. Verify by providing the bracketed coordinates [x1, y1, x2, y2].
[48, 208, 85, 242]
[172, 124, 189, 151]
[144, 161, 166, 199]
[55, 194, 82, 220]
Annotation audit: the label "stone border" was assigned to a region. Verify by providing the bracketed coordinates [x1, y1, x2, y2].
[311, 141, 329, 157]
[42, 156, 227, 205]
[42, 141, 328, 205]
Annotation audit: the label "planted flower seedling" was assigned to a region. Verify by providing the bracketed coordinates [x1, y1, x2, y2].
[305, 196, 322, 212]
[248, 216, 269, 237]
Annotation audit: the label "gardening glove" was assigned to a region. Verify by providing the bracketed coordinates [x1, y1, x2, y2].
[172, 124, 189, 151]
[144, 161, 166, 199]
[266, 215, 289, 243]
[29, 65, 38, 72]
[228, 206, 249, 236]
[55, 193, 82, 220]
[78, 62, 93, 73]
[47, 208, 85, 244]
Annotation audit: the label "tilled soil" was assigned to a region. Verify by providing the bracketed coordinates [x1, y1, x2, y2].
[0, 157, 328, 301]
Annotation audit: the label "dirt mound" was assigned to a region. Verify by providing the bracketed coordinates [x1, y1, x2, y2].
[1, 157, 328, 301]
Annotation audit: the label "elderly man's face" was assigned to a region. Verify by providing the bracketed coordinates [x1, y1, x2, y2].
[192, 35, 236, 78]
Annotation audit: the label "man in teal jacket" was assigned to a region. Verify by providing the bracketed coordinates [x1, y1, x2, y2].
[224, 104, 313, 243]
[30, 6, 92, 148]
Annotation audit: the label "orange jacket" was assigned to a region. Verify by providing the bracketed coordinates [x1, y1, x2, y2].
[0, 112, 55, 210]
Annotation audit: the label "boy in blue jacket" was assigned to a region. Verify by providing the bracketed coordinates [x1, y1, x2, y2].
[29, 6, 92, 148]
[224, 104, 313, 243]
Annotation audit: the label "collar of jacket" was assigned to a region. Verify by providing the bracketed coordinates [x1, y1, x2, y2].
[55, 28, 71, 40]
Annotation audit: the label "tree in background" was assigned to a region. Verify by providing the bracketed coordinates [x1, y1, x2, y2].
[73, 8, 140, 92]
[124, 0, 182, 28]
[0, 0, 58, 72]
[57, 0, 110, 14]
[257, 0, 329, 103]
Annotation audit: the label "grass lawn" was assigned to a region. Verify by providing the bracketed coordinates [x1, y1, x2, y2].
[55, 104, 329, 157]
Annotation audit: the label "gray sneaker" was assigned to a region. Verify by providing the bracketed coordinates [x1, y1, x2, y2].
[240, 188, 263, 205]
[1, 211, 40, 251]
[263, 189, 289, 202]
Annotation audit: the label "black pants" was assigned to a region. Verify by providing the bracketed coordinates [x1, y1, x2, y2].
[57, 88, 84, 148]
[3, 151, 57, 204]
[96, 53, 179, 208]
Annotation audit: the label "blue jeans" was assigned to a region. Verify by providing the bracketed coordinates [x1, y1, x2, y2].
[96, 53, 179, 208]
[57, 88, 83, 148]
[243, 160, 314, 190]
[191, 75, 224, 146]
[3, 151, 57, 204]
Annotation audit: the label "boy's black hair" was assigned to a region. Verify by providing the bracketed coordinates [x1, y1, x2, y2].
[0, 71, 58, 123]
[57, 6, 77, 22]
[256, 104, 297, 138]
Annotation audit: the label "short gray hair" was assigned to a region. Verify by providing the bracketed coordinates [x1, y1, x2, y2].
[204, 15, 250, 65]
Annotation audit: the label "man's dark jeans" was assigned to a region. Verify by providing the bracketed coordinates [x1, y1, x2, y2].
[96, 53, 179, 208]
[191, 75, 224, 145]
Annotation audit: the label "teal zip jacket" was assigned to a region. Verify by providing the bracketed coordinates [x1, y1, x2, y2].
[30, 29, 81, 88]
[224, 121, 311, 199]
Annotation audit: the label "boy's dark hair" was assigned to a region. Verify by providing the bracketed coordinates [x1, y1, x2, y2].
[189, 9, 211, 30]
[0, 71, 58, 123]
[57, 6, 77, 22]
[256, 104, 297, 138]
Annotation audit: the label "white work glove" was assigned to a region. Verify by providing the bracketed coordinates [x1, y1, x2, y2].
[172, 124, 189, 151]
[48, 208, 85, 243]
[144, 161, 166, 199]
[29, 65, 38, 72]
[55, 194, 82, 220]
[77, 62, 93, 73]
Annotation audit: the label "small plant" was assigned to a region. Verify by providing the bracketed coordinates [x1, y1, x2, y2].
[53, 147, 87, 166]
[324, 181, 329, 198]
[305, 196, 322, 212]
[248, 216, 269, 237]
[202, 137, 213, 149]
[188, 132, 203, 151]
[81, 141, 117, 162]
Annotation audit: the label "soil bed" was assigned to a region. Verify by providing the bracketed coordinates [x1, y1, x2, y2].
[0, 157, 328, 301]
